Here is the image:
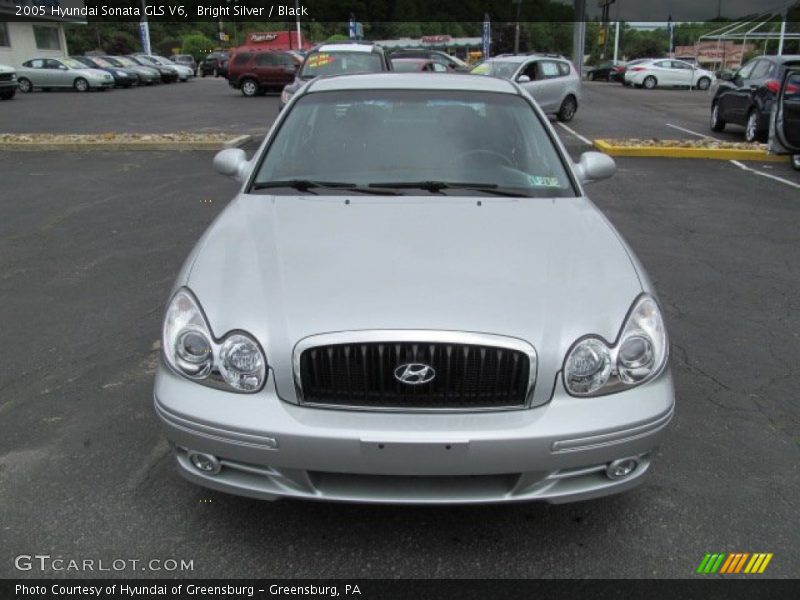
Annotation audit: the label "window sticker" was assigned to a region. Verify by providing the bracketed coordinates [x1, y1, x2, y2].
[528, 175, 561, 187]
[306, 54, 335, 69]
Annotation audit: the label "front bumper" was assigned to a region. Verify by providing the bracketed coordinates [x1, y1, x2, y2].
[154, 361, 674, 504]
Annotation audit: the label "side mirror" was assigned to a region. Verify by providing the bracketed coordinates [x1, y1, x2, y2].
[213, 148, 249, 181]
[517, 74, 531, 83]
[574, 151, 615, 183]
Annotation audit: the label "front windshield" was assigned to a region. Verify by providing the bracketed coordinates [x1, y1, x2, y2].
[300, 51, 383, 80]
[110, 57, 131, 66]
[470, 61, 520, 79]
[252, 90, 575, 197]
[62, 58, 87, 69]
[92, 57, 113, 68]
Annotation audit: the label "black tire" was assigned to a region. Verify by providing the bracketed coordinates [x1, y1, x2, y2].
[240, 78, 259, 97]
[710, 102, 726, 132]
[0, 89, 14, 100]
[17, 78, 32, 93]
[643, 75, 657, 89]
[73, 77, 89, 92]
[697, 76, 711, 91]
[556, 95, 578, 122]
[792, 155, 800, 172]
[744, 108, 765, 143]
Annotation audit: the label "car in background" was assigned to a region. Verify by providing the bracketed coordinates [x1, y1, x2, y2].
[134, 54, 194, 81]
[711, 54, 800, 143]
[227, 50, 300, 97]
[102, 56, 161, 85]
[199, 52, 229, 77]
[391, 58, 453, 72]
[586, 60, 623, 81]
[0, 64, 18, 100]
[471, 54, 581, 121]
[126, 55, 178, 83]
[156, 72, 674, 505]
[71, 55, 138, 88]
[170, 54, 197, 73]
[16, 57, 114, 92]
[616, 58, 651, 85]
[624, 59, 715, 90]
[279, 42, 393, 109]
[389, 48, 470, 72]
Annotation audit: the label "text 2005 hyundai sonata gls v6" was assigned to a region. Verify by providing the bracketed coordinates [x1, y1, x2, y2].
[154, 73, 674, 504]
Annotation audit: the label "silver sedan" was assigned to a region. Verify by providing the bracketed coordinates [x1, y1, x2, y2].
[16, 57, 114, 92]
[154, 73, 674, 504]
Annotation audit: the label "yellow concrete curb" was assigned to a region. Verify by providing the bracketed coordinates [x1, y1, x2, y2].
[0, 134, 251, 152]
[594, 139, 789, 162]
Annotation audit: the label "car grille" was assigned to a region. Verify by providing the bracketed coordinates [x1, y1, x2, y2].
[297, 338, 532, 410]
[0, 73, 12, 82]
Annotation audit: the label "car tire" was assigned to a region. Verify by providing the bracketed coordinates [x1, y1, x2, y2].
[240, 79, 259, 97]
[17, 77, 32, 93]
[744, 108, 764, 143]
[792, 154, 800, 171]
[0, 89, 14, 100]
[697, 76, 711, 91]
[73, 77, 89, 92]
[710, 102, 726, 132]
[643, 76, 657, 89]
[556, 95, 578, 122]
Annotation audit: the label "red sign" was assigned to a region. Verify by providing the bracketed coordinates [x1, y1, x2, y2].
[248, 33, 279, 43]
[421, 35, 452, 44]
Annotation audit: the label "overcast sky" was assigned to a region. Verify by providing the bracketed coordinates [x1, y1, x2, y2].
[557, 0, 796, 21]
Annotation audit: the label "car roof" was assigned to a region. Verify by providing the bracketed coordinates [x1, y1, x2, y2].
[306, 72, 518, 94]
[315, 44, 378, 53]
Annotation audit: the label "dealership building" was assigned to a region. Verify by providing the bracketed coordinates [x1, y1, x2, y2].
[0, 0, 85, 67]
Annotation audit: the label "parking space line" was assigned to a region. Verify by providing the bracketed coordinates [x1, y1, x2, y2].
[665, 123, 714, 139]
[556, 122, 592, 146]
[730, 160, 800, 190]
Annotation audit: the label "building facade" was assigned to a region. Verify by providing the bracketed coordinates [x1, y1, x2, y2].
[0, 0, 85, 66]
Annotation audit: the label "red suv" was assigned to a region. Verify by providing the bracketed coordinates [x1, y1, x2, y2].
[227, 50, 300, 97]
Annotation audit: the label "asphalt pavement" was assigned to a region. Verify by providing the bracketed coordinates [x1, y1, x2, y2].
[0, 80, 798, 579]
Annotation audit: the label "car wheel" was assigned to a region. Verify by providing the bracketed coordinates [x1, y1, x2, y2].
[744, 109, 762, 143]
[17, 78, 32, 93]
[556, 95, 578, 122]
[643, 75, 657, 89]
[710, 102, 726, 132]
[0, 90, 14, 100]
[241, 79, 259, 97]
[792, 154, 800, 171]
[74, 77, 89, 92]
[697, 76, 711, 91]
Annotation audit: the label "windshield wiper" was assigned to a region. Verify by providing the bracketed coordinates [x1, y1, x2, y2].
[251, 180, 399, 195]
[368, 181, 530, 197]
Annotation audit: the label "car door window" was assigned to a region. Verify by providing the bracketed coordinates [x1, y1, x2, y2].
[432, 63, 448, 73]
[520, 61, 538, 80]
[736, 61, 756, 81]
[654, 61, 671, 69]
[45, 59, 64, 70]
[28, 59, 44, 69]
[670, 61, 691, 70]
[556, 62, 570, 76]
[536, 61, 561, 79]
[255, 53, 277, 67]
[750, 60, 773, 80]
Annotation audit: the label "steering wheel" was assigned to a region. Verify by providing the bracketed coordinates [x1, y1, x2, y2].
[448, 149, 513, 168]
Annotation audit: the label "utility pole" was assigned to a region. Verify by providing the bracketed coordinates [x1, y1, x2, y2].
[777, 17, 786, 55]
[572, 0, 586, 70]
[613, 21, 620, 62]
[513, 0, 522, 54]
[295, 0, 302, 49]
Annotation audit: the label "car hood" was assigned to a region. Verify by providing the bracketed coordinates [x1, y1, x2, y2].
[0, 64, 14, 74]
[78, 68, 111, 78]
[183, 194, 644, 403]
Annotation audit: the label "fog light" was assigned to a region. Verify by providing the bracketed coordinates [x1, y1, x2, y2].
[605, 458, 638, 480]
[188, 452, 221, 475]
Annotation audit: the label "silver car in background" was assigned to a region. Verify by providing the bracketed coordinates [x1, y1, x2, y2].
[134, 54, 194, 81]
[155, 73, 673, 505]
[16, 57, 114, 92]
[472, 54, 581, 121]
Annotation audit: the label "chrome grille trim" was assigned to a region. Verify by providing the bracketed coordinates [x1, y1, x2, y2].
[292, 330, 538, 412]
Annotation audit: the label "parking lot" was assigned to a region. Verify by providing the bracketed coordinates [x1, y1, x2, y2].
[1, 78, 798, 578]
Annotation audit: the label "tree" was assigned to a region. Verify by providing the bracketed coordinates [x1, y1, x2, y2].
[156, 37, 182, 57]
[106, 31, 139, 55]
[181, 33, 216, 60]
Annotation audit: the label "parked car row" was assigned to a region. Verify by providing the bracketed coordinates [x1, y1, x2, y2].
[11, 53, 194, 94]
[588, 58, 715, 90]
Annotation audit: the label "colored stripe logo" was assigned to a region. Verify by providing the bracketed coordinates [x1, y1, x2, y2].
[696, 553, 773, 574]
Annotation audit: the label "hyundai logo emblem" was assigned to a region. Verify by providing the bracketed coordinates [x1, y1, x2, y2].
[393, 363, 436, 385]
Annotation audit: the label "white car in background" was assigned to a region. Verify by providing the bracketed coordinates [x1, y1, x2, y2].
[624, 59, 715, 90]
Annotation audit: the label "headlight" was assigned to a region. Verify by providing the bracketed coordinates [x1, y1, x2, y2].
[563, 294, 667, 397]
[281, 89, 291, 104]
[11, 73, 16, 81]
[116, 70, 126, 77]
[162, 288, 267, 393]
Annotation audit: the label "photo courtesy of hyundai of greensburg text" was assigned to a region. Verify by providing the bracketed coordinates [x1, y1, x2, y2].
[1, 0, 799, 598]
